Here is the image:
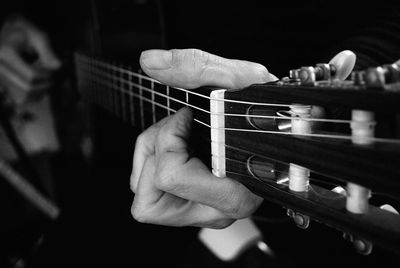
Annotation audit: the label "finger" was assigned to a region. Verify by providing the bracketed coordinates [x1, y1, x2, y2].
[27, 30, 61, 70]
[140, 49, 277, 90]
[8, 19, 62, 70]
[0, 63, 31, 103]
[329, 50, 356, 80]
[132, 156, 235, 228]
[154, 108, 262, 218]
[130, 116, 169, 193]
[0, 45, 50, 83]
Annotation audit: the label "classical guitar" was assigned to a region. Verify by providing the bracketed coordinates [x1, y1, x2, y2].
[75, 52, 400, 257]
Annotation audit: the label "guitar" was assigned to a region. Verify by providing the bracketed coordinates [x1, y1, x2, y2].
[75, 52, 400, 258]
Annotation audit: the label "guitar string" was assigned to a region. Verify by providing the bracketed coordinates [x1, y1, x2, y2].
[77, 57, 383, 127]
[76, 54, 291, 107]
[226, 156, 400, 202]
[87, 64, 353, 124]
[77, 66, 400, 203]
[78, 65, 400, 144]
[77, 56, 322, 225]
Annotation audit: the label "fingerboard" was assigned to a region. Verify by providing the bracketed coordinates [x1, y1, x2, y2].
[74, 53, 212, 131]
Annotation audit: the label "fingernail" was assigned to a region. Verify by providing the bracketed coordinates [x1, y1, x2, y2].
[140, 49, 172, 70]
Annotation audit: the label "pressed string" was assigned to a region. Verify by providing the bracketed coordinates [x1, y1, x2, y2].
[76, 54, 400, 144]
[79, 60, 356, 124]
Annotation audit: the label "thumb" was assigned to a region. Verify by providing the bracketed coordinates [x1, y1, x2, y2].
[140, 48, 277, 90]
[157, 107, 193, 155]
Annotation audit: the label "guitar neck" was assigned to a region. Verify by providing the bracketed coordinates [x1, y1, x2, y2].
[74, 53, 211, 131]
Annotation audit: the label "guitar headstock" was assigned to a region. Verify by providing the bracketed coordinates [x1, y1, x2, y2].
[213, 61, 400, 255]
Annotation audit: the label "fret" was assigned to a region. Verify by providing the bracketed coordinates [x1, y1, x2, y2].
[101, 64, 106, 110]
[139, 70, 145, 130]
[113, 64, 120, 118]
[151, 81, 156, 124]
[169, 85, 187, 112]
[107, 63, 112, 113]
[75, 54, 210, 128]
[154, 82, 169, 121]
[167, 86, 171, 116]
[128, 67, 135, 126]
[120, 64, 127, 122]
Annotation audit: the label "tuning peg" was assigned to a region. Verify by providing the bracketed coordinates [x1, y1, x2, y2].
[380, 204, 399, 215]
[353, 237, 374, 255]
[286, 209, 310, 229]
[329, 50, 356, 80]
[342, 233, 373, 255]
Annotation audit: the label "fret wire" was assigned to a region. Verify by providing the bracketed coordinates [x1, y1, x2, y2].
[139, 70, 145, 130]
[128, 66, 135, 126]
[83, 70, 210, 128]
[98, 66, 211, 115]
[151, 80, 156, 124]
[120, 64, 126, 121]
[106, 63, 111, 113]
[114, 63, 120, 118]
[167, 86, 171, 116]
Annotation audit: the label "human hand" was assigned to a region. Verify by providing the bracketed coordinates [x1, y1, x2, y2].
[0, 16, 61, 106]
[130, 49, 274, 228]
[130, 49, 356, 229]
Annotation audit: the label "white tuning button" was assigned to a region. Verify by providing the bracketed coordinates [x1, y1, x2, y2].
[380, 204, 399, 215]
[329, 50, 356, 80]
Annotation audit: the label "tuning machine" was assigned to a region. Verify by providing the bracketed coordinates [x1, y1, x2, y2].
[288, 63, 337, 86]
[351, 62, 400, 90]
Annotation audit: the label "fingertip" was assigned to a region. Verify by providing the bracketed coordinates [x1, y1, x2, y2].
[140, 49, 172, 71]
[257, 64, 276, 83]
[176, 106, 193, 119]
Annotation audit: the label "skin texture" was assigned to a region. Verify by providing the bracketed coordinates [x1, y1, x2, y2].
[130, 49, 356, 229]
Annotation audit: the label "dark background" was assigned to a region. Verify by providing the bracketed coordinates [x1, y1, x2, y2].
[1, 1, 400, 267]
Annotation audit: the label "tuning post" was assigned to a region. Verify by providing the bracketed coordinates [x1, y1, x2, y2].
[343, 109, 376, 254]
[285, 105, 312, 229]
[289, 64, 336, 86]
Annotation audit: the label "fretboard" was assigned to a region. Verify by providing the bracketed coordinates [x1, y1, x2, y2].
[74, 53, 212, 131]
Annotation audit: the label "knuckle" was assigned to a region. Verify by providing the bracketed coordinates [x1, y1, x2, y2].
[155, 168, 179, 192]
[135, 131, 150, 147]
[171, 48, 210, 69]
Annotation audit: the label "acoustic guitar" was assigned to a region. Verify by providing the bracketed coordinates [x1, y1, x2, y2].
[74, 51, 400, 257]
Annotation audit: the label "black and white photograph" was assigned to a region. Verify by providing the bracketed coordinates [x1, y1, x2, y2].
[0, 1, 399, 267]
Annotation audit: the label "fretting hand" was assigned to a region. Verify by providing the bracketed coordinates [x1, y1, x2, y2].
[130, 48, 355, 228]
